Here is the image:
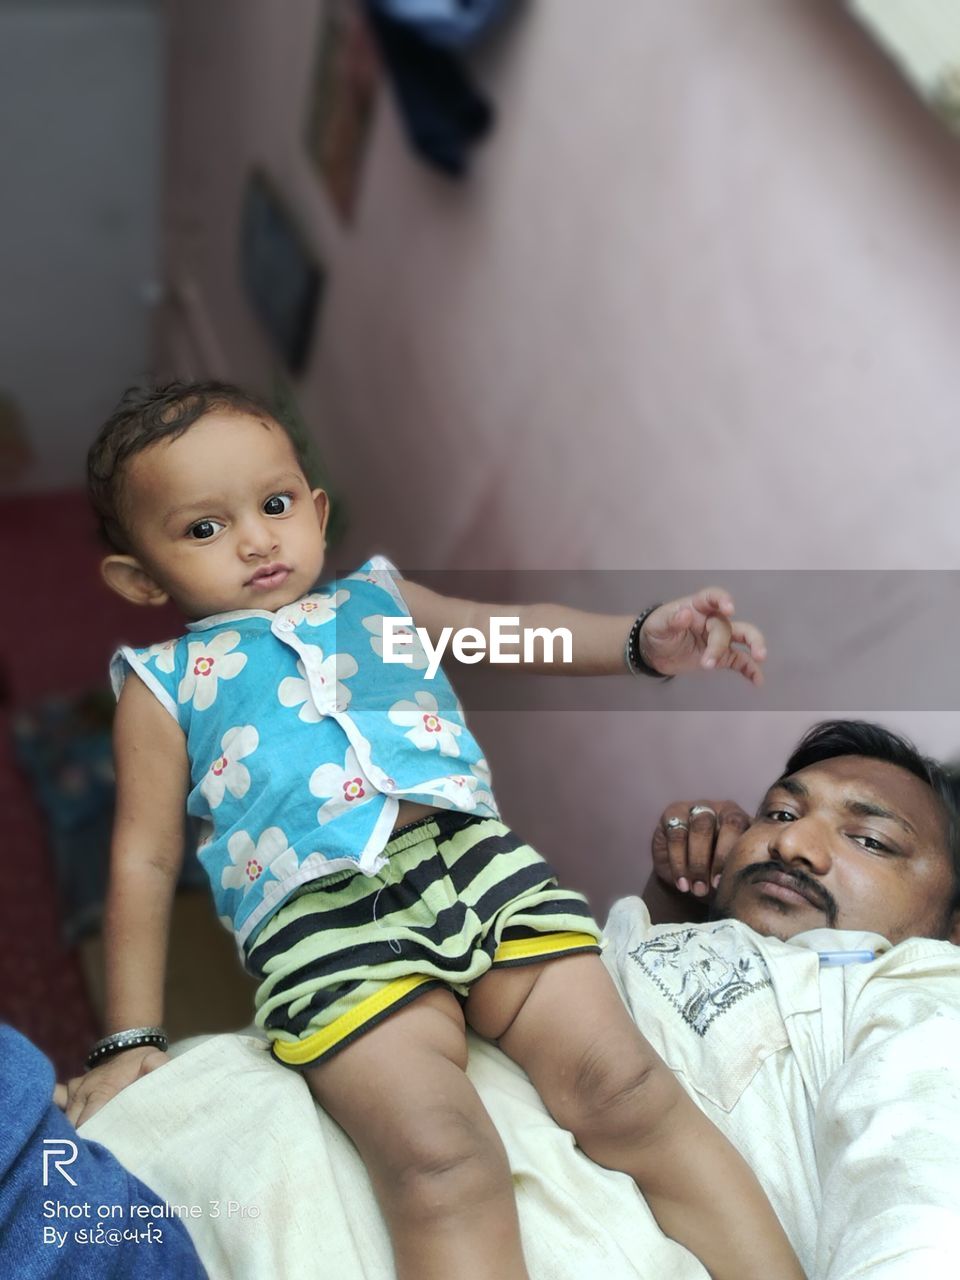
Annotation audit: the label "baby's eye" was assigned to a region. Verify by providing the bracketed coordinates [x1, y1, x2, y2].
[188, 519, 224, 540]
[765, 809, 796, 823]
[263, 494, 292, 516]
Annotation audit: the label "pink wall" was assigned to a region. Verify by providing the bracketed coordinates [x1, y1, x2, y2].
[161, 0, 960, 912]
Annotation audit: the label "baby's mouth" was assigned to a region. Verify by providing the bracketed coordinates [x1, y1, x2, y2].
[247, 563, 291, 590]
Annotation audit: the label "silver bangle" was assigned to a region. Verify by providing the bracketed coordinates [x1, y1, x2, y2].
[85, 1026, 168, 1071]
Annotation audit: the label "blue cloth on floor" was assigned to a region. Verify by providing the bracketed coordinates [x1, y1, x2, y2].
[12, 692, 205, 943]
[0, 1026, 207, 1278]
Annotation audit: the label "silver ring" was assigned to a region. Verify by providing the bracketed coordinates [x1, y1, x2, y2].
[689, 805, 717, 822]
[665, 817, 688, 832]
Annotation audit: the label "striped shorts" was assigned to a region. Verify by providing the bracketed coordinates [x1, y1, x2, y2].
[247, 811, 602, 1067]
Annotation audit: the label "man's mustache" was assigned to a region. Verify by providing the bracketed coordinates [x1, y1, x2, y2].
[732, 862, 839, 927]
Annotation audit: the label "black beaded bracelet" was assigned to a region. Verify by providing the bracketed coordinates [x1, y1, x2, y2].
[625, 605, 674, 681]
[85, 1027, 169, 1071]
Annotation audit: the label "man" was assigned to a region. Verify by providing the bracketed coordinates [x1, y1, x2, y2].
[608, 718, 960, 1279]
[75, 719, 960, 1279]
[647, 719, 960, 948]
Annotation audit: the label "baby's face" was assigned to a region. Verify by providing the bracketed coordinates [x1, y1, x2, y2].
[120, 410, 329, 618]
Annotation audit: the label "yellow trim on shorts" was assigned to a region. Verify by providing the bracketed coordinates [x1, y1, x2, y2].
[271, 974, 436, 1066]
[493, 930, 601, 965]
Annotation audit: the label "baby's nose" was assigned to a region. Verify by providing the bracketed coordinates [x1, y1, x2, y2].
[239, 519, 279, 557]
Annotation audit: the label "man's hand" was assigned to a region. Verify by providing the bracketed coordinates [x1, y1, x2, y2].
[640, 588, 767, 684]
[652, 799, 752, 897]
[60, 1046, 171, 1128]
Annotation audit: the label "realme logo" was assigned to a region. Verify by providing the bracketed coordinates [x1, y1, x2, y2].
[42, 1139, 79, 1187]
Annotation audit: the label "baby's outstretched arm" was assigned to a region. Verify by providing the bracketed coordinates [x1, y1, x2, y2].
[63, 677, 189, 1127]
[399, 581, 766, 684]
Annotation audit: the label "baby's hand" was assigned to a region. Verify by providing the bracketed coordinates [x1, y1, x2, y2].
[639, 588, 766, 684]
[61, 1046, 171, 1128]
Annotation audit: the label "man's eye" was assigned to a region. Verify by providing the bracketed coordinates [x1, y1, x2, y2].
[263, 494, 292, 516]
[855, 835, 891, 855]
[766, 809, 796, 823]
[188, 519, 223, 540]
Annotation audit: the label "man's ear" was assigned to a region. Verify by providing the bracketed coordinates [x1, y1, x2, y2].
[312, 489, 331, 540]
[100, 555, 169, 607]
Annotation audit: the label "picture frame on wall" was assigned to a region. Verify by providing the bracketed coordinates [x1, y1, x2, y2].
[305, 0, 380, 223]
[239, 170, 326, 376]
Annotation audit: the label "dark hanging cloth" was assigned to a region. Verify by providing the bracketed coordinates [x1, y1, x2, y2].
[372, 0, 512, 49]
[365, 1, 516, 177]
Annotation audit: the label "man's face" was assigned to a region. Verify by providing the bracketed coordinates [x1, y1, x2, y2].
[712, 755, 959, 945]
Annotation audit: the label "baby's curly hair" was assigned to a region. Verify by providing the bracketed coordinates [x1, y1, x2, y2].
[87, 381, 308, 553]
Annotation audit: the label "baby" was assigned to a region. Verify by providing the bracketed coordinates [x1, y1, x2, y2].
[69, 382, 801, 1280]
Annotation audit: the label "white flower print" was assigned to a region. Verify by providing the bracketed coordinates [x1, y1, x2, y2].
[388, 692, 462, 758]
[221, 826, 291, 894]
[199, 725, 259, 808]
[142, 638, 177, 674]
[472, 756, 492, 786]
[362, 614, 429, 669]
[309, 745, 376, 824]
[470, 759, 497, 811]
[276, 588, 350, 629]
[178, 631, 246, 711]
[430, 774, 477, 809]
[277, 652, 358, 721]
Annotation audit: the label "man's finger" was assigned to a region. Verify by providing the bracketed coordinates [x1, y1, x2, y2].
[665, 828, 690, 891]
[651, 824, 672, 881]
[712, 803, 752, 886]
[52, 1082, 68, 1110]
[653, 806, 694, 891]
[686, 804, 718, 895]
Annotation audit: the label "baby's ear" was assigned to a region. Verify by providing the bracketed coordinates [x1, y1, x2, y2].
[100, 555, 169, 607]
[312, 488, 331, 539]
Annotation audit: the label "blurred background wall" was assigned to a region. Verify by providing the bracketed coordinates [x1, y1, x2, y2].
[152, 0, 960, 906]
[0, 0, 161, 490]
[2, 0, 960, 1068]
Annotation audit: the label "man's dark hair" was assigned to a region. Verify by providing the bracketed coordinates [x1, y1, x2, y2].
[87, 380, 308, 553]
[781, 719, 960, 912]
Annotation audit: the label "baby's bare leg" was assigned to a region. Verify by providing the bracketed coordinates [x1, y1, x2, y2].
[304, 988, 528, 1280]
[466, 955, 803, 1280]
